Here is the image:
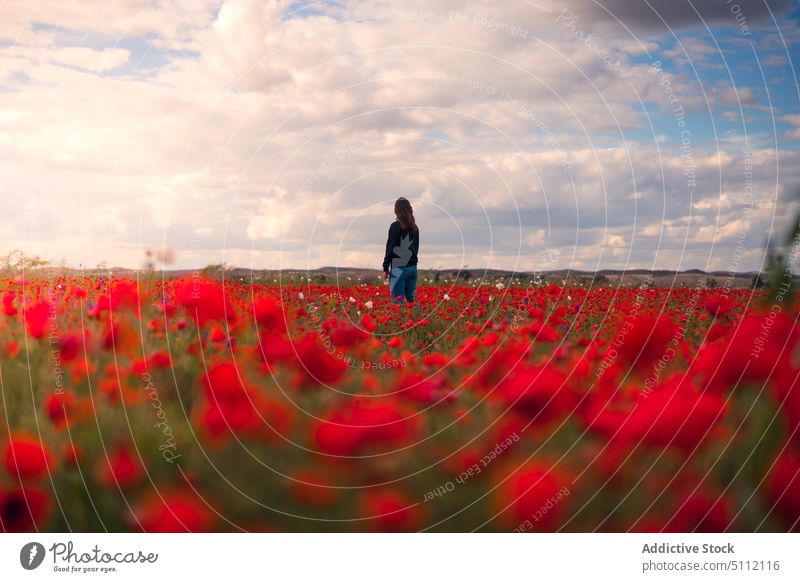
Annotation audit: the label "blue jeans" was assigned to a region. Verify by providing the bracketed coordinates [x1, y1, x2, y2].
[390, 265, 417, 304]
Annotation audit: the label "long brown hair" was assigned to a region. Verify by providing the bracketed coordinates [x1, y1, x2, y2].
[394, 197, 418, 234]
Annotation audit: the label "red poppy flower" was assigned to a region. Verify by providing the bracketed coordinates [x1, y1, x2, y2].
[102, 318, 140, 357]
[209, 326, 227, 343]
[99, 445, 144, 488]
[314, 400, 415, 455]
[475, 343, 528, 390]
[291, 333, 348, 387]
[4, 436, 53, 479]
[704, 295, 732, 317]
[526, 321, 560, 343]
[322, 318, 368, 347]
[198, 361, 273, 440]
[23, 301, 51, 339]
[135, 491, 214, 532]
[714, 313, 799, 386]
[5, 341, 19, 358]
[617, 315, 677, 370]
[360, 313, 377, 332]
[360, 489, 422, 532]
[251, 296, 285, 332]
[149, 350, 173, 368]
[496, 364, 574, 425]
[176, 277, 236, 326]
[2, 291, 17, 316]
[57, 334, 82, 362]
[202, 361, 248, 404]
[423, 353, 448, 368]
[45, 391, 77, 430]
[110, 281, 140, 312]
[492, 462, 569, 531]
[395, 373, 452, 405]
[93, 281, 140, 315]
[132, 350, 173, 374]
[256, 331, 294, 365]
[0, 487, 51, 532]
[618, 378, 727, 452]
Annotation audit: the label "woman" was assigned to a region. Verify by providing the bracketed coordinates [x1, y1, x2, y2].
[383, 197, 419, 304]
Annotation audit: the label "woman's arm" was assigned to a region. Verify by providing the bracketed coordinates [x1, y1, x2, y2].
[382, 223, 398, 273]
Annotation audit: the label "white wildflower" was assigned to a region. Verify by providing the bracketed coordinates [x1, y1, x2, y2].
[365, 301, 373, 310]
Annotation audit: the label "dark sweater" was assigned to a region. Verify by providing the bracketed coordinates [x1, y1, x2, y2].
[383, 221, 419, 273]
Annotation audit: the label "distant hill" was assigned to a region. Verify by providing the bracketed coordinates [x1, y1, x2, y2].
[177, 266, 769, 288]
[23, 265, 774, 288]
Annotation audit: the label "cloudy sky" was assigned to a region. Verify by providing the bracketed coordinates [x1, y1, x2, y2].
[1, 0, 798, 272]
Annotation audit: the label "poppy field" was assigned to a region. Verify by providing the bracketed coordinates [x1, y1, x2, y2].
[1, 272, 799, 532]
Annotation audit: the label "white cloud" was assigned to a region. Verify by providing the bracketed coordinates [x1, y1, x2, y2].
[0, 0, 794, 272]
[49, 47, 130, 73]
